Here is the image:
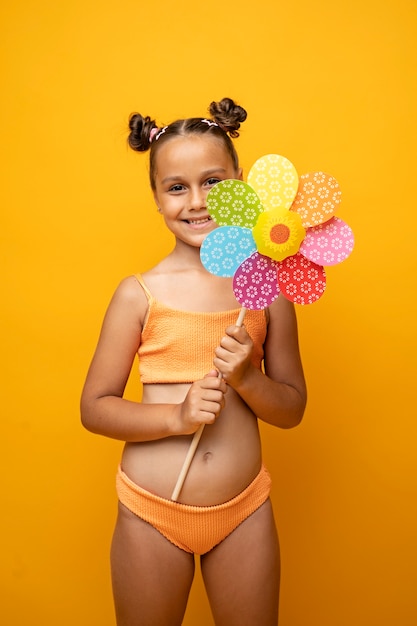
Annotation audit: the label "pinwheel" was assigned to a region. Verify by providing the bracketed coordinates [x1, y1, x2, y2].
[200, 154, 354, 307]
[171, 155, 354, 500]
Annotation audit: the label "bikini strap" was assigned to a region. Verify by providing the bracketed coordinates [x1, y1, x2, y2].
[134, 273, 152, 301]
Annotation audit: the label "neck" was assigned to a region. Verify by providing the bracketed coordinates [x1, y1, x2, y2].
[168, 239, 205, 270]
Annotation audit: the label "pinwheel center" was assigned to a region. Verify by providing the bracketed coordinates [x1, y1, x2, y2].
[270, 223, 290, 244]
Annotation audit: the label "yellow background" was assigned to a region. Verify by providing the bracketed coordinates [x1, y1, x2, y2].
[1, 1, 416, 624]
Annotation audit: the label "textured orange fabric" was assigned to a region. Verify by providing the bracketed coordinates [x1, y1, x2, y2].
[116, 465, 271, 554]
[135, 274, 267, 384]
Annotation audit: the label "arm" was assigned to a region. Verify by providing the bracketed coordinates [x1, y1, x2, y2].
[80, 276, 226, 442]
[213, 296, 307, 429]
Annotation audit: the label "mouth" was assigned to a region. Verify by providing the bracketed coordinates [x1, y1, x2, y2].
[185, 216, 212, 225]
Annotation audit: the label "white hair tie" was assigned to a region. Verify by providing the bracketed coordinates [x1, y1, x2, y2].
[201, 119, 219, 127]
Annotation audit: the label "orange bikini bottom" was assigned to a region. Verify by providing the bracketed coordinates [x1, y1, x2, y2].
[116, 464, 271, 555]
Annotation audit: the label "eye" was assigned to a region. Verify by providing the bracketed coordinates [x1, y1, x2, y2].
[206, 177, 221, 187]
[169, 184, 186, 192]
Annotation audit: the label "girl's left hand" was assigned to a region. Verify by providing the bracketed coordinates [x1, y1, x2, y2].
[213, 325, 254, 388]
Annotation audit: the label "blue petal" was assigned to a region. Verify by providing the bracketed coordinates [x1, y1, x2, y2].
[200, 226, 257, 277]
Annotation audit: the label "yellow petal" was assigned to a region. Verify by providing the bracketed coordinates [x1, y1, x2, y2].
[248, 155, 299, 211]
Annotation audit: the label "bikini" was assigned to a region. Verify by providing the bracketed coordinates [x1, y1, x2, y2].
[116, 274, 272, 554]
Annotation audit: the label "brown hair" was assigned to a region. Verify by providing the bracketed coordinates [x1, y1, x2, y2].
[127, 98, 247, 189]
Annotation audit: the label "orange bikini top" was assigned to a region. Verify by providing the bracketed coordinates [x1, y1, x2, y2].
[135, 274, 267, 384]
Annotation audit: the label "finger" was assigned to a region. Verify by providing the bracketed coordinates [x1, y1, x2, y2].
[202, 389, 225, 404]
[225, 325, 248, 342]
[199, 411, 217, 424]
[204, 369, 220, 379]
[201, 376, 227, 392]
[215, 345, 239, 364]
[200, 403, 223, 422]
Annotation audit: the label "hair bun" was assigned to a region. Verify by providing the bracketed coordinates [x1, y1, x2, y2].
[208, 97, 247, 138]
[128, 113, 157, 152]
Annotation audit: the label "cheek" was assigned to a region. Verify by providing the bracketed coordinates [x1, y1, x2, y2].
[160, 197, 182, 216]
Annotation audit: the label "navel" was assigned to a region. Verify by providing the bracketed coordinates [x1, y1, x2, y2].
[202, 451, 213, 463]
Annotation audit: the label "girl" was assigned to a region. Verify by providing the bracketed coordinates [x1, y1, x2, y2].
[81, 97, 307, 626]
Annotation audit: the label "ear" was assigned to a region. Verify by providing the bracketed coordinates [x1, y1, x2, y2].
[237, 167, 243, 181]
[153, 191, 162, 212]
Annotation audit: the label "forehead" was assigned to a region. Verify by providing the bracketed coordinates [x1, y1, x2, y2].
[154, 134, 235, 175]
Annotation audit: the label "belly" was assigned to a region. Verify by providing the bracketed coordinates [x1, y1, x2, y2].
[120, 383, 263, 506]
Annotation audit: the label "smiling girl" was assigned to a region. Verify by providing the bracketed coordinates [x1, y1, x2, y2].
[81, 97, 307, 626]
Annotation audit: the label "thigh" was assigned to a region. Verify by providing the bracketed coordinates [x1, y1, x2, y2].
[200, 498, 280, 626]
[110, 502, 195, 626]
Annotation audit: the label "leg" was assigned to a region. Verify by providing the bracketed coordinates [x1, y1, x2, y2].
[200, 499, 280, 626]
[111, 502, 195, 626]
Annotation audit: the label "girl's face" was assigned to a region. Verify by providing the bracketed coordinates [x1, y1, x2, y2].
[152, 134, 242, 249]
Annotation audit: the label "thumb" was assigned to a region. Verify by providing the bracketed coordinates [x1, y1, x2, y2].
[205, 369, 220, 379]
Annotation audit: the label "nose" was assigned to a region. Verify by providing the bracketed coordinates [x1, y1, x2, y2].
[189, 186, 205, 210]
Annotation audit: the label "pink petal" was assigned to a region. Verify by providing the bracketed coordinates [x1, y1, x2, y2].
[300, 217, 354, 266]
[233, 252, 280, 310]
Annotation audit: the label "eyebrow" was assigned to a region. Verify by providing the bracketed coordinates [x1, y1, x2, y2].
[161, 168, 227, 185]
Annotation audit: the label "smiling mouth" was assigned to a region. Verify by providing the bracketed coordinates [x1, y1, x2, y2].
[186, 217, 212, 225]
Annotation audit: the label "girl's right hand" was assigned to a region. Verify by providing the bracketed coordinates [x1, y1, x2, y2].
[173, 370, 227, 435]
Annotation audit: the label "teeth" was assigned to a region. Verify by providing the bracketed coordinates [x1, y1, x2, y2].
[188, 217, 211, 224]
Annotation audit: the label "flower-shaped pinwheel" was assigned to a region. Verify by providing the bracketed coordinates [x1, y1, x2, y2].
[200, 154, 354, 308]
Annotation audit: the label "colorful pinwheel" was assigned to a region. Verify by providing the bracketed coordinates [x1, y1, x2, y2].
[201, 154, 354, 308]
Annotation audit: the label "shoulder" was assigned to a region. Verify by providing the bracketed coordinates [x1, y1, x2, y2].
[112, 275, 146, 302]
[105, 275, 149, 326]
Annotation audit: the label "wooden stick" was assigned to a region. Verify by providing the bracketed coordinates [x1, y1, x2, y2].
[170, 424, 205, 501]
[171, 307, 247, 501]
[235, 306, 247, 328]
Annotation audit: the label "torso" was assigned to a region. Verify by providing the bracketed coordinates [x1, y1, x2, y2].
[121, 382, 263, 505]
[120, 263, 265, 506]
